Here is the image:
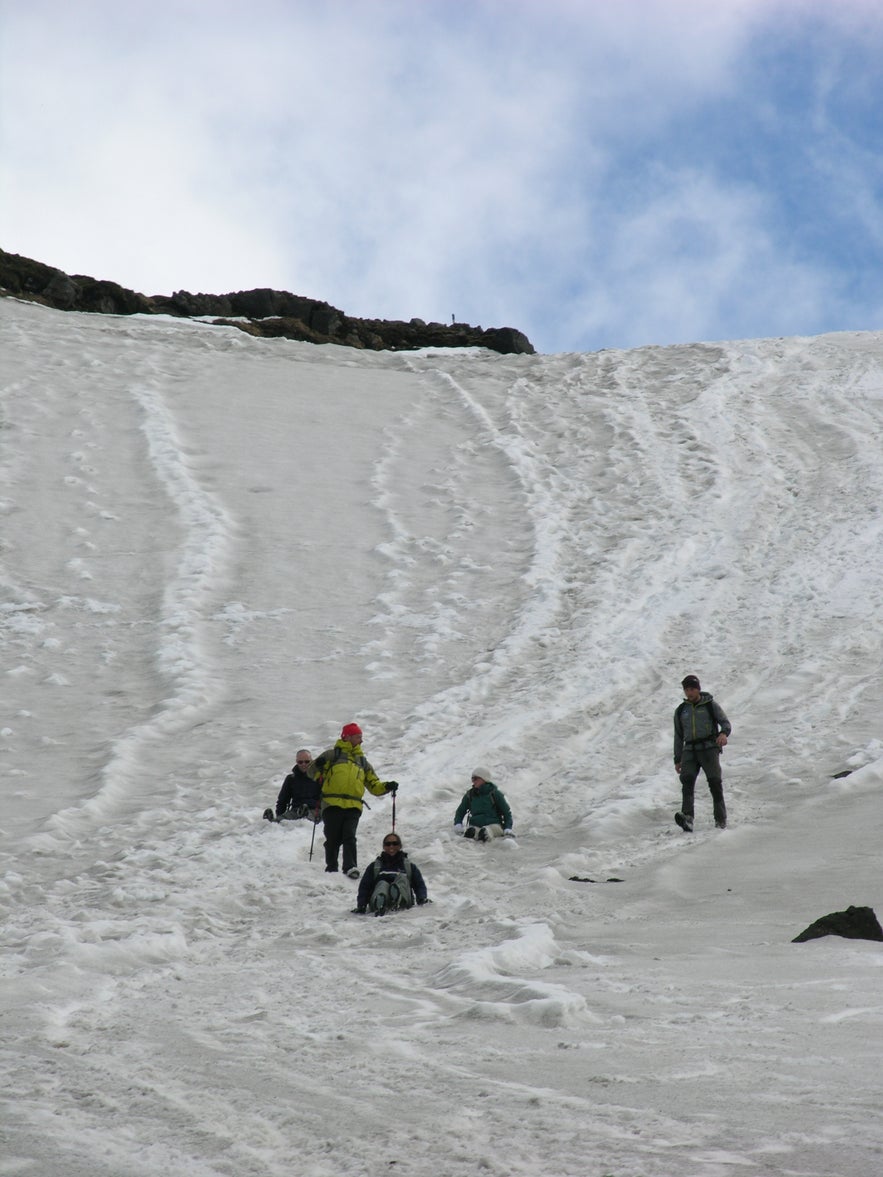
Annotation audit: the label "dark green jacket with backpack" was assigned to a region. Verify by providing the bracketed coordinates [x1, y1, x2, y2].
[454, 780, 513, 830]
[673, 692, 732, 763]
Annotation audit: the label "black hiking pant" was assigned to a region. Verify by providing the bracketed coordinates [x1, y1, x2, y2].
[679, 742, 727, 826]
[323, 805, 360, 872]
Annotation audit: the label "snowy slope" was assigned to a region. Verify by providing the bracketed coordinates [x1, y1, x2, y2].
[2, 297, 882, 1177]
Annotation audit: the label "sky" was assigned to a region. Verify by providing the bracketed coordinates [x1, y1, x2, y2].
[2, 296, 883, 1176]
[2, 0, 883, 353]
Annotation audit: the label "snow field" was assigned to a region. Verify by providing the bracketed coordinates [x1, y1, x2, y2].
[2, 298, 883, 1176]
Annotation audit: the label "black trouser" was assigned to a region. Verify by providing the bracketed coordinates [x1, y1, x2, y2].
[323, 805, 361, 872]
[678, 743, 726, 826]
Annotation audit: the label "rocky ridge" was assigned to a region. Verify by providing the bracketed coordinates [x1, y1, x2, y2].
[0, 248, 535, 355]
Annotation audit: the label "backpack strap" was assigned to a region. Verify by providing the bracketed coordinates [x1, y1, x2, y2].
[318, 745, 369, 788]
[703, 700, 720, 737]
[677, 699, 719, 742]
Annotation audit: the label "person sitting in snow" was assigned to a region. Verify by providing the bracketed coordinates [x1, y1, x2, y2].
[353, 832, 429, 916]
[267, 749, 320, 821]
[312, 722, 398, 878]
[453, 768, 515, 841]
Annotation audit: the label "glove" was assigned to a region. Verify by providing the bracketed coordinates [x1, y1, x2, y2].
[453, 823, 464, 835]
[417, 897, 432, 905]
[504, 828, 516, 838]
[352, 907, 367, 915]
[385, 781, 399, 794]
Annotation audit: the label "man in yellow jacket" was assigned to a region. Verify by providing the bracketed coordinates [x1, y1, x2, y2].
[312, 723, 398, 877]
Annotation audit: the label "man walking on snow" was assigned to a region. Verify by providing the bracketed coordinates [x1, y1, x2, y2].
[673, 675, 732, 832]
[312, 723, 398, 877]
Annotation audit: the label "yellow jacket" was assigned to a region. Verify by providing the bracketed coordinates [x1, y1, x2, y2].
[314, 739, 389, 812]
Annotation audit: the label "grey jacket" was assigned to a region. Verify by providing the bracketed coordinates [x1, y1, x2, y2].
[673, 692, 731, 762]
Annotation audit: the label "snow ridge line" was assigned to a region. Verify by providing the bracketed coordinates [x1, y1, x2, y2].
[130, 376, 234, 709]
[38, 375, 236, 842]
[390, 362, 573, 758]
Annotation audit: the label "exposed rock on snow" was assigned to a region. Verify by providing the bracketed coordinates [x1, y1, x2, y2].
[793, 904, 883, 943]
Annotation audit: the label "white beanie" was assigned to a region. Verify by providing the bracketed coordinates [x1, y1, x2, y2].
[471, 767, 492, 782]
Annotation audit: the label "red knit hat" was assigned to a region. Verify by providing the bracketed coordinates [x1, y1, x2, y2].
[341, 723, 362, 741]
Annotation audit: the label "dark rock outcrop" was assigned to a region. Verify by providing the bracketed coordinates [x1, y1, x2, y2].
[0, 248, 535, 355]
[792, 905, 883, 943]
[0, 250, 154, 316]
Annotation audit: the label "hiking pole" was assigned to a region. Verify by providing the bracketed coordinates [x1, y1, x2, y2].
[391, 789, 397, 832]
[308, 803, 319, 861]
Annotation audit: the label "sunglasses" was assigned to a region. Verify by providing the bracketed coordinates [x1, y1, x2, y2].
[296, 759, 312, 765]
[383, 840, 401, 847]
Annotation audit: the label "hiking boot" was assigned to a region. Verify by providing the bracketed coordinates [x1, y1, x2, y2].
[262, 808, 275, 821]
[464, 827, 477, 839]
[715, 820, 727, 829]
[346, 867, 360, 879]
[674, 812, 694, 833]
[477, 827, 489, 842]
[325, 865, 339, 873]
[374, 896, 387, 917]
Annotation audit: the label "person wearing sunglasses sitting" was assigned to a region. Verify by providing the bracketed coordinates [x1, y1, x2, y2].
[353, 833, 429, 916]
[263, 750, 321, 821]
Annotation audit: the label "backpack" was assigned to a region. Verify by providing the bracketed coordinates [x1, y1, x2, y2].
[316, 744, 373, 808]
[369, 859, 414, 914]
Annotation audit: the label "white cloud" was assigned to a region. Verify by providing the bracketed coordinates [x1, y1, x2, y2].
[552, 167, 836, 351]
[2, 0, 882, 349]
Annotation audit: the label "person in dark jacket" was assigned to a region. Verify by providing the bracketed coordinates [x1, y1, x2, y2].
[274, 750, 321, 819]
[353, 832, 429, 915]
[673, 675, 732, 831]
[453, 768, 515, 841]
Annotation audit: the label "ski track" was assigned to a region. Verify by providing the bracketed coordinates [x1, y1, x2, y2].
[2, 299, 883, 1177]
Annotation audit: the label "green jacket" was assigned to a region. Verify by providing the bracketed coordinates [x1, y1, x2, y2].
[673, 692, 732, 762]
[313, 739, 390, 812]
[454, 780, 513, 830]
